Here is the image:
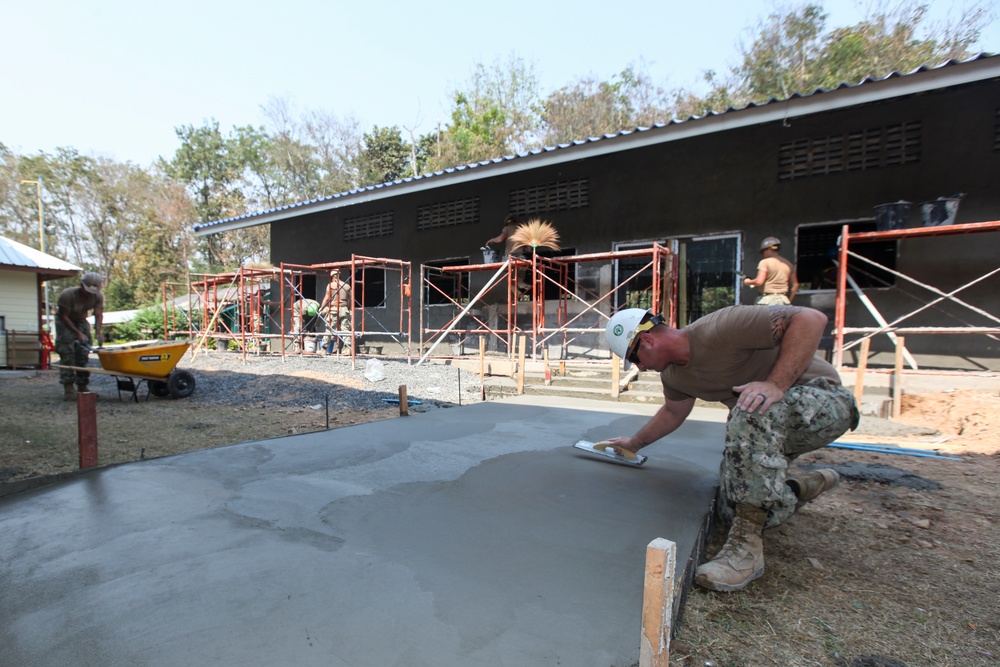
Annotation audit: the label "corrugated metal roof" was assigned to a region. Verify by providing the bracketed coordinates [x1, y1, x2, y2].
[195, 53, 1000, 235]
[0, 236, 82, 273]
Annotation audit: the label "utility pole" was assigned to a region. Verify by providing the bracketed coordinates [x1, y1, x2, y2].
[20, 177, 49, 331]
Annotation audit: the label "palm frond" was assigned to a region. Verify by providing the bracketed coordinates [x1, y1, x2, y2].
[510, 218, 561, 252]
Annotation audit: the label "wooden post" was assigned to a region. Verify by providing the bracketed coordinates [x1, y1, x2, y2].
[398, 384, 409, 416]
[516, 335, 527, 395]
[479, 335, 486, 381]
[892, 336, 905, 420]
[77, 392, 98, 469]
[640, 538, 676, 667]
[611, 354, 621, 399]
[543, 347, 551, 385]
[559, 360, 566, 376]
[853, 337, 871, 404]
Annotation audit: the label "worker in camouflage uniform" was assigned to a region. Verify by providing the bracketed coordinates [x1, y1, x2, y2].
[55, 272, 105, 401]
[321, 270, 352, 354]
[291, 297, 321, 353]
[602, 304, 859, 592]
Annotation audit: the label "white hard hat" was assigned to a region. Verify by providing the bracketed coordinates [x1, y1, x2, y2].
[606, 308, 660, 369]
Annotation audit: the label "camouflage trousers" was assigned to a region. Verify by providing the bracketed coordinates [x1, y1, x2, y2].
[755, 294, 790, 306]
[322, 307, 352, 352]
[717, 377, 859, 528]
[55, 320, 92, 386]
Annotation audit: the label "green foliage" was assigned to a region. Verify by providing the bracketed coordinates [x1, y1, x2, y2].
[109, 306, 166, 343]
[541, 64, 672, 145]
[687, 0, 991, 113]
[432, 54, 543, 168]
[165, 120, 277, 271]
[359, 126, 411, 184]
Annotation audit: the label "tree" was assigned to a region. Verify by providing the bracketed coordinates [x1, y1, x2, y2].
[261, 96, 366, 196]
[432, 54, 543, 169]
[358, 126, 411, 185]
[683, 1, 994, 114]
[165, 120, 270, 272]
[541, 64, 673, 145]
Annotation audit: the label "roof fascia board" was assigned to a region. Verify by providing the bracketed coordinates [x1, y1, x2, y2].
[196, 58, 1000, 237]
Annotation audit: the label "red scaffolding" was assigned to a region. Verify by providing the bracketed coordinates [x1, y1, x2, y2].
[162, 256, 413, 362]
[833, 220, 1000, 369]
[417, 244, 677, 363]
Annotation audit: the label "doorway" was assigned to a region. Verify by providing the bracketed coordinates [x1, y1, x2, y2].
[673, 234, 741, 327]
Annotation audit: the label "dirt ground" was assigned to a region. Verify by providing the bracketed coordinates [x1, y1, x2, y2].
[1, 373, 998, 666]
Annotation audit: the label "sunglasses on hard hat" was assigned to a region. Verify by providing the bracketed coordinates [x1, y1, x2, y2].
[626, 314, 664, 367]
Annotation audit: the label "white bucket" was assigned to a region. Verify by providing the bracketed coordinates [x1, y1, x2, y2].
[303, 337, 317, 354]
[481, 247, 499, 263]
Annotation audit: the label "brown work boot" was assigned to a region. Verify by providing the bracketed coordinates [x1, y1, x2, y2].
[787, 469, 840, 503]
[695, 504, 766, 592]
[63, 384, 76, 401]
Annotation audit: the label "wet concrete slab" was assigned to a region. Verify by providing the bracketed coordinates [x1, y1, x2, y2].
[0, 396, 725, 667]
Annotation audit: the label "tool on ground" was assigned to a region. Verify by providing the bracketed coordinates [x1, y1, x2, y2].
[829, 442, 963, 460]
[573, 440, 647, 467]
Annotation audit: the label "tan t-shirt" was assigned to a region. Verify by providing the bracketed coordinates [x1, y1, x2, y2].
[758, 256, 795, 295]
[660, 305, 841, 408]
[57, 287, 102, 324]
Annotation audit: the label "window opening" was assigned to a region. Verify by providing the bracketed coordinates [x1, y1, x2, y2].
[354, 267, 387, 308]
[533, 247, 576, 300]
[424, 258, 470, 305]
[613, 240, 665, 311]
[797, 220, 897, 291]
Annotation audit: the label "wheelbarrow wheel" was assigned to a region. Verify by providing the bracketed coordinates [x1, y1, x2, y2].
[149, 380, 170, 398]
[167, 370, 196, 399]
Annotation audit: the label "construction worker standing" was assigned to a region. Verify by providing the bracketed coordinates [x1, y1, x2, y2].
[744, 236, 799, 305]
[55, 272, 104, 400]
[322, 270, 352, 354]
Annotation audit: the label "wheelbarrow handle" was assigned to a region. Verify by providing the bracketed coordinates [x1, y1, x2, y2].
[75, 340, 101, 353]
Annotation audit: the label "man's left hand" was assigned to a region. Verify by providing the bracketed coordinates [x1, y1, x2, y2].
[733, 380, 784, 413]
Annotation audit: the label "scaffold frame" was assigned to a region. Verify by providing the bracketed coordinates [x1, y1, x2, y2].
[833, 219, 1000, 369]
[417, 244, 677, 363]
[162, 255, 413, 363]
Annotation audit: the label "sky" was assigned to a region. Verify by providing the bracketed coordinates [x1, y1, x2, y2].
[3, 0, 998, 167]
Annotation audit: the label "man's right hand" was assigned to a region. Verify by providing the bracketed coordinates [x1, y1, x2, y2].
[601, 436, 644, 457]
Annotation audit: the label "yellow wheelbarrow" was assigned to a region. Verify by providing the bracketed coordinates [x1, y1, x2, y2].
[57, 340, 195, 402]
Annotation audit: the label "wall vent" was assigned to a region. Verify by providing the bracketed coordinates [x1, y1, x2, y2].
[509, 177, 589, 217]
[994, 108, 1000, 151]
[779, 121, 921, 181]
[416, 197, 480, 230]
[344, 211, 394, 241]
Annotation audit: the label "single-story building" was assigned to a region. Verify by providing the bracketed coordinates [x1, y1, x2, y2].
[195, 55, 1000, 368]
[0, 236, 82, 368]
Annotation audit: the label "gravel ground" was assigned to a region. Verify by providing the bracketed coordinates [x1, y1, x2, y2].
[166, 349, 486, 412]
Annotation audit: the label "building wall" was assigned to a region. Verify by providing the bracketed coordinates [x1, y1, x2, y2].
[271, 78, 1000, 360]
[0, 269, 40, 367]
